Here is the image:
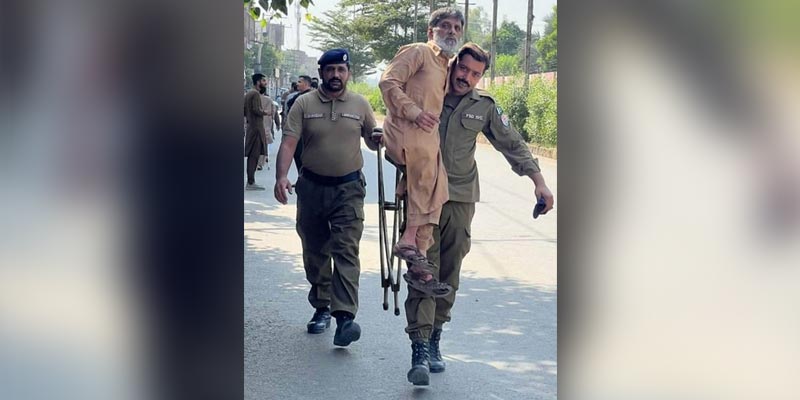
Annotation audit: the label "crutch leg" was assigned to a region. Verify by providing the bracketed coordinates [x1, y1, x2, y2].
[373, 127, 393, 312]
[391, 169, 406, 316]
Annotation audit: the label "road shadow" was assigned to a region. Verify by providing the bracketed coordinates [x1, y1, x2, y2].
[244, 243, 557, 399]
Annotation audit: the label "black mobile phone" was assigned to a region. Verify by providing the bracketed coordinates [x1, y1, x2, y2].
[533, 196, 547, 219]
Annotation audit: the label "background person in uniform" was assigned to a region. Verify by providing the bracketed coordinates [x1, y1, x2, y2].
[257, 90, 280, 170]
[423, 43, 554, 377]
[280, 81, 297, 129]
[243, 73, 271, 190]
[274, 49, 379, 348]
[378, 7, 464, 386]
[284, 75, 314, 172]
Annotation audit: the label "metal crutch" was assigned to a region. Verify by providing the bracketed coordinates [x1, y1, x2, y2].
[373, 127, 403, 316]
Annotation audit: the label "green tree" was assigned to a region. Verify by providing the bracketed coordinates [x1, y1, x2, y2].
[516, 31, 541, 73]
[495, 54, 521, 76]
[466, 6, 489, 46]
[245, 0, 314, 18]
[308, 8, 378, 81]
[341, 0, 429, 62]
[496, 20, 524, 55]
[245, 43, 283, 75]
[536, 5, 557, 72]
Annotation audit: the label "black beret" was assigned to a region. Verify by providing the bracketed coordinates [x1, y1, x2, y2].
[318, 48, 350, 67]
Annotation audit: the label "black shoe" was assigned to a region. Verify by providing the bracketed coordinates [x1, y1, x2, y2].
[306, 308, 331, 334]
[333, 315, 361, 347]
[407, 340, 430, 386]
[429, 328, 445, 373]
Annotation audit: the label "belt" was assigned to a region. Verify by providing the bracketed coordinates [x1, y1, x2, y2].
[301, 169, 361, 186]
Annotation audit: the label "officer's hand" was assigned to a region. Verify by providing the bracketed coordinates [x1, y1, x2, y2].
[535, 185, 555, 213]
[415, 111, 439, 131]
[274, 177, 294, 204]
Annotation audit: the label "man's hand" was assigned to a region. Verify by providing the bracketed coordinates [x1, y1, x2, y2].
[415, 111, 440, 131]
[274, 177, 294, 204]
[535, 185, 555, 213]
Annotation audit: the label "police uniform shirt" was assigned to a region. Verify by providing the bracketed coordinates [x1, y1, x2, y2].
[283, 88, 377, 177]
[439, 88, 541, 203]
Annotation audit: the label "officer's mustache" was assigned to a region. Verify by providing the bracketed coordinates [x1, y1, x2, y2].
[327, 78, 343, 85]
[456, 78, 469, 86]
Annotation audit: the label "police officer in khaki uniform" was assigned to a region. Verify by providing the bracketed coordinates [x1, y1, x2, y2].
[407, 43, 555, 383]
[274, 48, 379, 347]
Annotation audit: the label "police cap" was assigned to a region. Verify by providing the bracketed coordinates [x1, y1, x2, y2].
[318, 48, 350, 67]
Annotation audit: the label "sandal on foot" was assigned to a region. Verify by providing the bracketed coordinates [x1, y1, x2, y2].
[403, 270, 453, 298]
[392, 243, 428, 264]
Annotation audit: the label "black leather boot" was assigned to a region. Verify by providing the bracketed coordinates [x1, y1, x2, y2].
[407, 340, 430, 386]
[306, 308, 331, 334]
[333, 313, 361, 347]
[429, 328, 445, 373]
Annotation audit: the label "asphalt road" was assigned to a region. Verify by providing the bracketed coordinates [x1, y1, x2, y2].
[244, 131, 557, 400]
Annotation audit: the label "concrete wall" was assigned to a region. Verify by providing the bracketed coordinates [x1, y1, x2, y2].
[477, 71, 558, 89]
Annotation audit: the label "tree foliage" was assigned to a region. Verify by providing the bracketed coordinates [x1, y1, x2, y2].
[516, 31, 541, 73]
[307, 8, 378, 81]
[495, 54, 521, 76]
[245, 43, 283, 75]
[536, 5, 557, 72]
[466, 6, 489, 46]
[339, 0, 429, 62]
[245, 0, 314, 19]
[496, 20, 524, 55]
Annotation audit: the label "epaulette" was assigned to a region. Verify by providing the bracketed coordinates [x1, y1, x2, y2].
[475, 88, 494, 101]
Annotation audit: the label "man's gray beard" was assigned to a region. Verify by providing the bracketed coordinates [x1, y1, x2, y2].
[434, 35, 461, 57]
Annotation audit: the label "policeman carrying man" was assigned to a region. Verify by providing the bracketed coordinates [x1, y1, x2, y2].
[405, 42, 555, 385]
[274, 48, 379, 347]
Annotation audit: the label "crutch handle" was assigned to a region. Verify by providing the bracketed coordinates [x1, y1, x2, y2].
[371, 126, 384, 138]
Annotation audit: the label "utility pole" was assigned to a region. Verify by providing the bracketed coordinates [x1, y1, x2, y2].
[464, 0, 469, 41]
[295, 0, 301, 51]
[524, 0, 534, 86]
[414, 0, 419, 41]
[457, 1, 474, 42]
[490, 0, 497, 82]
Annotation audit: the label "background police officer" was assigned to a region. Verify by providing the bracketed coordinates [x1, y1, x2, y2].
[274, 49, 378, 347]
[422, 43, 555, 375]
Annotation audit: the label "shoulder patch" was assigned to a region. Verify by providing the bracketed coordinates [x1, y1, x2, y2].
[496, 105, 504, 116]
[500, 114, 510, 127]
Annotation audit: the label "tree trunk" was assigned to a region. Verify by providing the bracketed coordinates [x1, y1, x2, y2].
[490, 0, 497, 82]
[524, 0, 533, 85]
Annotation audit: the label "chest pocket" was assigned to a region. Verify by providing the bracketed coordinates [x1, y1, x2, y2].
[459, 113, 486, 133]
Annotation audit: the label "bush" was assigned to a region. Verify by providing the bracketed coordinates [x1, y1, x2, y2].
[488, 77, 530, 141]
[348, 82, 386, 115]
[487, 76, 557, 146]
[524, 77, 557, 146]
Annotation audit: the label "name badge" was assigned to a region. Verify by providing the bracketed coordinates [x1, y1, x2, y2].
[304, 113, 324, 119]
[463, 113, 485, 121]
[341, 113, 361, 120]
